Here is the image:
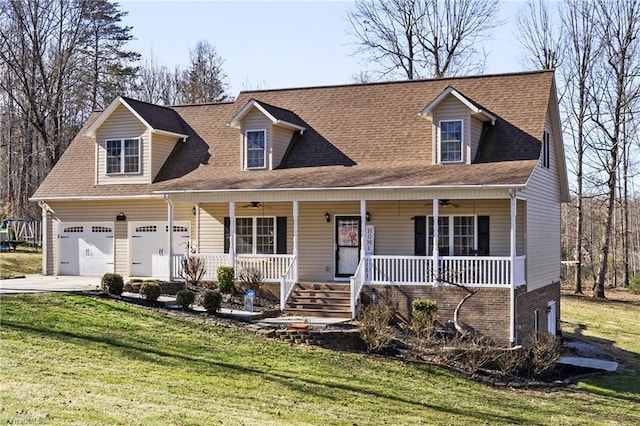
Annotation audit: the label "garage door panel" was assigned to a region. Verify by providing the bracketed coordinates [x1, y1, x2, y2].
[58, 223, 114, 276]
[130, 222, 190, 278]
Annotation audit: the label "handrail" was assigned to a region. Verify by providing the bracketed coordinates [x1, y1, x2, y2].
[349, 257, 367, 319]
[280, 255, 297, 311]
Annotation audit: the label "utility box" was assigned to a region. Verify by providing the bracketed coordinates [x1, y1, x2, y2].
[244, 290, 256, 312]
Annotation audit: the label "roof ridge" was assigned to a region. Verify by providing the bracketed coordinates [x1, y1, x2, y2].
[120, 96, 177, 112]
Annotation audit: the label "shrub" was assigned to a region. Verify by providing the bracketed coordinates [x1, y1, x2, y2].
[180, 255, 207, 288]
[202, 290, 222, 314]
[123, 281, 141, 293]
[359, 304, 394, 353]
[412, 299, 438, 315]
[101, 273, 124, 295]
[217, 266, 235, 293]
[140, 281, 161, 302]
[525, 332, 562, 377]
[629, 274, 640, 294]
[239, 266, 263, 295]
[176, 289, 196, 309]
[411, 299, 438, 341]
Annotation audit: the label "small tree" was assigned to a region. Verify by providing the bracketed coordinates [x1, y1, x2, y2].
[180, 255, 207, 289]
[238, 266, 263, 295]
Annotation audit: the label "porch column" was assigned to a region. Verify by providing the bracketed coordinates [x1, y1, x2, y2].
[228, 201, 235, 266]
[166, 196, 174, 281]
[509, 190, 517, 345]
[39, 202, 48, 275]
[432, 198, 439, 283]
[293, 200, 299, 281]
[360, 199, 367, 260]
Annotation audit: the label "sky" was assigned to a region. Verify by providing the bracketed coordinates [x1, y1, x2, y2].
[120, 0, 525, 96]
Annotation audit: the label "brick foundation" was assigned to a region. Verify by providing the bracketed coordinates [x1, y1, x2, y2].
[514, 281, 561, 344]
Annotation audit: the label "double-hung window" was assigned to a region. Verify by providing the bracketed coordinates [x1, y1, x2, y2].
[439, 120, 463, 163]
[429, 215, 476, 256]
[245, 130, 266, 169]
[236, 217, 275, 254]
[106, 138, 140, 174]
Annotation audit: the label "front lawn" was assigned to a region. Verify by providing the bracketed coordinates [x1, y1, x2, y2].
[0, 292, 638, 425]
[0, 249, 42, 276]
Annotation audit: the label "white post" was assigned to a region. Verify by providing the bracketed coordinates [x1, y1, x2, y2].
[509, 191, 517, 345]
[40, 202, 48, 275]
[228, 201, 235, 267]
[360, 199, 367, 260]
[432, 198, 439, 283]
[166, 196, 174, 281]
[293, 200, 299, 282]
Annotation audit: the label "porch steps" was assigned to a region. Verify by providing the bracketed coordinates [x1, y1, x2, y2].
[285, 283, 352, 318]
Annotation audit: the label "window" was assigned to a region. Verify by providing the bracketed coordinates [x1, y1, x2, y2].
[428, 216, 476, 256]
[235, 217, 275, 254]
[439, 120, 463, 163]
[541, 131, 550, 168]
[106, 138, 140, 174]
[245, 130, 266, 169]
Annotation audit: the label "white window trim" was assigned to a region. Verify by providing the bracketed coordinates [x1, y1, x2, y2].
[235, 216, 276, 255]
[438, 119, 464, 164]
[244, 129, 267, 170]
[428, 214, 477, 256]
[105, 138, 141, 175]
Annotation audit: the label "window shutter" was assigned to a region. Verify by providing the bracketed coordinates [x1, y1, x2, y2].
[276, 217, 287, 254]
[414, 216, 426, 256]
[477, 216, 490, 255]
[224, 217, 230, 254]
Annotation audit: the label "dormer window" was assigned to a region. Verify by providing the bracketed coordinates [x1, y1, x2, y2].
[439, 120, 463, 163]
[106, 138, 140, 174]
[245, 130, 266, 169]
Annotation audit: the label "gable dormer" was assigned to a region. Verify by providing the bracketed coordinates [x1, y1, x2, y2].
[84, 97, 188, 185]
[419, 87, 496, 165]
[228, 99, 306, 170]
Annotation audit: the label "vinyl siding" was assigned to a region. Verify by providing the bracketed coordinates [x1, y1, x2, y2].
[521, 109, 561, 291]
[46, 200, 194, 276]
[469, 116, 483, 162]
[432, 96, 470, 164]
[241, 109, 272, 169]
[151, 133, 179, 180]
[272, 125, 294, 168]
[96, 104, 150, 185]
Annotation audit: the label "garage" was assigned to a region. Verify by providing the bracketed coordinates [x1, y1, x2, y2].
[58, 222, 114, 276]
[129, 221, 190, 278]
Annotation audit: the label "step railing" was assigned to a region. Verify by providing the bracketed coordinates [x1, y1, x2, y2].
[280, 255, 297, 311]
[349, 257, 366, 319]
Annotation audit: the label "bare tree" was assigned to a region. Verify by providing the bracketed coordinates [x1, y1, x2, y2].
[178, 40, 228, 104]
[347, 0, 502, 79]
[516, 0, 564, 70]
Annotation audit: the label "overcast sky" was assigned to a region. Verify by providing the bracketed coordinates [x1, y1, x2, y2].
[121, 0, 526, 95]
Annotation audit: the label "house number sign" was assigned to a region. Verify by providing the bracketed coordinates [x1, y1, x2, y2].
[365, 225, 374, 281]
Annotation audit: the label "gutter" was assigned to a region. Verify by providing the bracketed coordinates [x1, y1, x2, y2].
[29, 194, 164, 202]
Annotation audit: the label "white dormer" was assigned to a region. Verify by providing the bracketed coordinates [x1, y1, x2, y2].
[419, 87, 496, 165]
[228, 99, 306, 170]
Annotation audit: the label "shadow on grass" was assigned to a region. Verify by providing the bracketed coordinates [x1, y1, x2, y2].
[4, 319, 536, 425]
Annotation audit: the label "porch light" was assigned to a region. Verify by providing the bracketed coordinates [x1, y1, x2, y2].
[116, 212, 126, 221]
[366, 211, 371, 222]
[192, 206, 197, 216]
[324, 212, 331, 223]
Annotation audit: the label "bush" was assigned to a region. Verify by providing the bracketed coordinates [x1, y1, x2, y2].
[202, 290, 222, 314]
[180, 255, 207, 288]
[176, 289, 195, 309]
[140, 281, 161, 302]
[239, 266, 263, 295]
[123, 281, 141, 293]
[359, 304, 394, 353]
[525, 332, 562, 377]
[412, 299, 438, 315]
[629, 274, 640, 294]
[217, 266, 235, 293]
[101, 273, 124, 295]
[411, 299, 438, 341]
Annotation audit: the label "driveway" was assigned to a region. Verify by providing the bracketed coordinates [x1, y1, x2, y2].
[0, 275, 102, 294]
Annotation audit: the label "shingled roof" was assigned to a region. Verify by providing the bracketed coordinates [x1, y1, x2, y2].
[32, 71, 559, 199]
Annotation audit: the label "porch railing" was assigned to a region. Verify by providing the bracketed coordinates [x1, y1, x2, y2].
[280, 256, 298, 311]
[172, 253, 294, 283]
[349, 258, 367, 319]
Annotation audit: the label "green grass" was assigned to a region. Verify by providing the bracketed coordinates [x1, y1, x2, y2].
[1, 293, 639, 425]
[0, 249, 42, 276]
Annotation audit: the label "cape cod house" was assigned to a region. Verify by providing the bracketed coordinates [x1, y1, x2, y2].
[31, 70, 569, 346]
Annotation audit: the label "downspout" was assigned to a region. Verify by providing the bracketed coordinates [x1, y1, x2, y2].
[509, 189, 517, 346]
[164, 195, 174, 282]
[38, 201, 48, 275]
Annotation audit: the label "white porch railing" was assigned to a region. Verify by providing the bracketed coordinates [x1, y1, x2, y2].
[172, 253, 294, 283]
[349, 258, 367, 319]
[280, 256, 298, 311]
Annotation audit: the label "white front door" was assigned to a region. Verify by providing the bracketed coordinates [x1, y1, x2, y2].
[335, 216, 361, 277]
[58, 222, 114, 276]
[129, 222, 190, 277]
[547, 300, 557, 335]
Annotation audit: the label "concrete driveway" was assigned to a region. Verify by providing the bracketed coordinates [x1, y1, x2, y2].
[0, 275, 102, 294]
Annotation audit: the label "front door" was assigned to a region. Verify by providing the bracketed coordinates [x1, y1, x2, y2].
[335, 216, 361, 277]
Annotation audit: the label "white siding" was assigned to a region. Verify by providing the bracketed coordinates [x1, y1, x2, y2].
[151, 133, 179, 180]
[433, 96, 470, 164]
[521, 110, 562, 291]
[96, 104, 150, 185]
[46, 200, 194, 276]
[241, 109, 272, 169]
[272, 125, 294, 168]
[469, 116, 483, 162]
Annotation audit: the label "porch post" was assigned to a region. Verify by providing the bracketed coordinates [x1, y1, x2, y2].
[39, 202, 48, 275]
[228, 201, 235, 267]
[293, 200, 299, 282]
[360, 199, 367, 260]
[166, 196, 174, 281]
[509, 190, 517, 345]
[432, 198, 439, 283]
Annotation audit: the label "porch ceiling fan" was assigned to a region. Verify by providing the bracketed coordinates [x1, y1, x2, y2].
[439, 199, 459, 208]
[241, 201, 271, 209]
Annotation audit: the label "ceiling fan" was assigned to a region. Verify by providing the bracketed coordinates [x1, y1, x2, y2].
[241, 201, 271, 209]
[439, 199, 459, 208]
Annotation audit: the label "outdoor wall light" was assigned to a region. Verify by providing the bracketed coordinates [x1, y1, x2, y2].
[192, 206, 197, 216]
[324, 212, 331, 223]
[366, 211, 371, 222]
[116, 212, 126, 222]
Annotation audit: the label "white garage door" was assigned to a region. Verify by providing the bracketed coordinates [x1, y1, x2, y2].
[58, 222, 114, 276]
[129, 221, 190, 278]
